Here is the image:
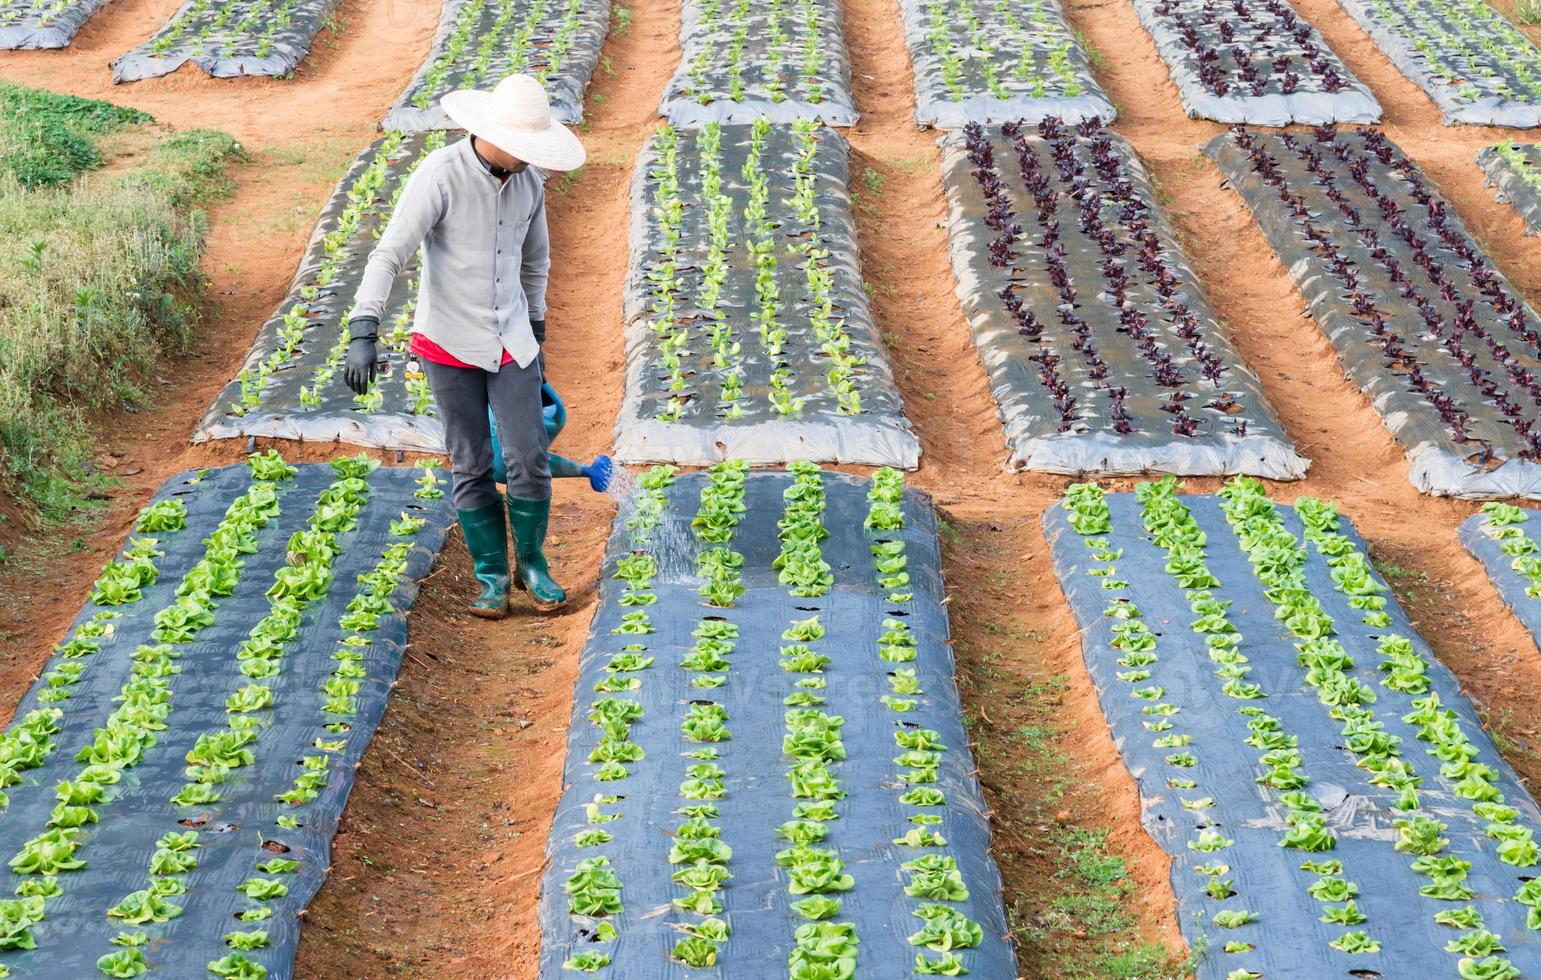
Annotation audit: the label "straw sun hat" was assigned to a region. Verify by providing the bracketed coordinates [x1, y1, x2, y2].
[441, 74, 587, 172]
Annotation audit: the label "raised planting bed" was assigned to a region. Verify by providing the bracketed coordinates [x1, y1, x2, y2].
[1048, 478, 1541, 979]
[1209, 127, 1541, 499]
[939, 120, 1306, 479]
[659, 0, 857, 126]
[535, 462, 1015, 978]
[0, 453, 453, 978]
[1479, 142, 1541, 237]
[194, 131, 452, 453]
[381, 0, 609, 131]
[1132, 0, 1380, 124]
[111, 0, 342, 81]
[1462, 502, 1541, 652]
[894, 0, 1115, 128]
[614, 121, 920, 468]
[0, 0, 107, 48]
[1334, 0, 1541, 127]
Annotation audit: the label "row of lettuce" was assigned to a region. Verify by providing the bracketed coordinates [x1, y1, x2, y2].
[550, 464, 1008, 975]
[1059, 479, 1541, 978]
[0, 453, 447, 977]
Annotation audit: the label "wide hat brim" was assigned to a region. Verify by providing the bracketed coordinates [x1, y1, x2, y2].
[441, 89, 588, 172]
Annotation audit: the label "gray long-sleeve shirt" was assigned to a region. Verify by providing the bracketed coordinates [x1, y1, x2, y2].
[352, 136, 549, 371]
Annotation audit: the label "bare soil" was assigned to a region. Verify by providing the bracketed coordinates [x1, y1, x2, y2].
[4, 0, 1541, 976]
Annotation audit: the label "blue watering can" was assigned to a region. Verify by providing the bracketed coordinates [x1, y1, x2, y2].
[490, 383, 613, 492]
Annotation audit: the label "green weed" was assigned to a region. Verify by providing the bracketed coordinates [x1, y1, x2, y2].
[1075, 29, 1108, 69]
[552, 167, 585, 196]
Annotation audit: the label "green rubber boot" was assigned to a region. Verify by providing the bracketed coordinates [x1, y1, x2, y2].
[457, 502, 510, 619]
[507, 495, 567, 611]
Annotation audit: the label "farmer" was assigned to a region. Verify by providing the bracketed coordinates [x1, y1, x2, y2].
[343, 74, 586, 618]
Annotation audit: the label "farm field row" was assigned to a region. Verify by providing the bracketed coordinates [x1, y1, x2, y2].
[4, 0, 1540, 124]
[200, 112, 1541, 496]
[3, 0, 1541, 976]
[1051, 479, 1541, 978]
[540, 465, 1013, 977]
[0, 456, 452, 977]
[0, 0, 611, 94]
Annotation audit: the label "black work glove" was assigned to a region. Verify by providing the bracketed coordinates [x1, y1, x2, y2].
[530, 318, 546, 345]
[344, 315, 380, 396]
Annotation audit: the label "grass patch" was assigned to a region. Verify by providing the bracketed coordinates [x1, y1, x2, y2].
[0, 83, 241, 525]
[0, 84, 150, 189]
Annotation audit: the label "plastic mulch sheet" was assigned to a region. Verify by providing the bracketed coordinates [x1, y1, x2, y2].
[1208, 127, 1541, 499]
[379, 0, 610, 131]
[1333, 0, 1541, 127]
[1479, 142, 1541, 237]
[535, 468, 1016, 978]
[111, 0, 343, 82]
[0, 459, 453, 979]
[1460, 506, 1541, 651]
[613, 124, 921, 468]
[658, 0, 858, 127]
[1046, 487, 1541, 980]
[193, 131, 454, 453]
[0, 0, 108, 48]
[893, 0, 1116, 128]
[1131, 0, 1380, 125]
[938, 122, 1306, 479]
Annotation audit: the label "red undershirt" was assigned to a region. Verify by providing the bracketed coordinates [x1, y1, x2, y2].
[409, 333, 514, 370]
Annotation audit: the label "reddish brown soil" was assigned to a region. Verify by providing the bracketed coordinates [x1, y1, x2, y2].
[5, 0, 1541, 976]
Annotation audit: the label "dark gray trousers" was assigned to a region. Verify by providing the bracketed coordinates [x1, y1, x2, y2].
[424, 356, 551, 509]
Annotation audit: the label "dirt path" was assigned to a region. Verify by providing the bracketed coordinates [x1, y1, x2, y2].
[837, 0, 1191, 968]
[292, 2, 683, 975]
[4, 0, 1541, 975]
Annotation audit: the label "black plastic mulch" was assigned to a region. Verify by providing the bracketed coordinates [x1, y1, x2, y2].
[1130, 0, 1380, 125]
[659, 0, 858, 126]
[1479, 142, 1541, 238]
[111, 0, 343, 81]
[894, 0, 1116, 128]
[1333, 0, 1541, 127]
[0, 0, 108, 48]
[938, 122, 1306, 479]
[615, 125, 920, 467]
[1208, 127, 1541, 499]
[193, 131, 451, 453]
[1047, 490, 1541, 979]
[1460, 508, 1541, 651]
[380, 0, 611, 130]
[536, 470, 1015, 978]
[0, 462, 452, 978]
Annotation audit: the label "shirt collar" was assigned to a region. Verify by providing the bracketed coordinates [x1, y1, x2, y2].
[468, 137, 513, 181]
